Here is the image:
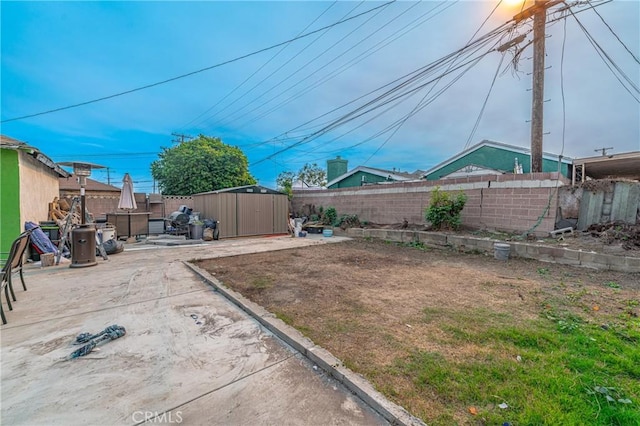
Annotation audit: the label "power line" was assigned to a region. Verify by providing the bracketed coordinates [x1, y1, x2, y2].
[253, 38, 506, 166]
[564, 4, 639, 102]
[463, 53, 507, 150]
[209, 1, 389, 130]
[182, 0, 348, 128]
[246, 17, 514, 158]
[586, 0, 640, 64]
[231, 1, 457, 132]
[0, 0, 396, 124]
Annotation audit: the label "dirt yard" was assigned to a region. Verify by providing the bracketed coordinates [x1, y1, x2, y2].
[196, 238, 639, 425]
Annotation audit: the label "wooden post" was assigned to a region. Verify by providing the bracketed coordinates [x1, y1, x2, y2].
[530, 0, 547, 173]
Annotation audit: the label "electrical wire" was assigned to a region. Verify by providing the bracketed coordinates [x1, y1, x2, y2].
[250, 18, 516, 155]
[1, 0, 396, 123]
[269, 0, 512, 165]
[564, 4, 639, 102]
[585, 0, 640, 64]
[209, 1, 398, 130]
[236, 0, 458, 136]
[177, 1, 339, 131]
[193, 1, 367, 130]
[237, 1, 459, 136]
[463, 53, 507, 150]
[253, 36, 509, 166]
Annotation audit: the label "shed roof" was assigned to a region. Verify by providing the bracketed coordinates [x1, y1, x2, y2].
[573, 151, 640, 180]
[193, 185, 284, 195]
[1, 134, 70, 178]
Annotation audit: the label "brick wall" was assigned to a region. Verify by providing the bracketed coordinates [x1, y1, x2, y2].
[292, 173, 568, 236]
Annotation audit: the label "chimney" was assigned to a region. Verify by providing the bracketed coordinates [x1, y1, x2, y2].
[326, 156, 348, 182]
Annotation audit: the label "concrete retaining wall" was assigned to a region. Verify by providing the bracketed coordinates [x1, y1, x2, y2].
[346, 228, 640, 273]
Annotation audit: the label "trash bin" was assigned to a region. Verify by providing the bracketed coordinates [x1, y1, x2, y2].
[494, 243, 510, 260]
[189, 224, 204, 240]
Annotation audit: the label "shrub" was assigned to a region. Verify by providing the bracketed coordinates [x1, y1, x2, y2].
[335, 214, 360, 230]
[321, 206, 337, 226]
[425, 187, 467, 230]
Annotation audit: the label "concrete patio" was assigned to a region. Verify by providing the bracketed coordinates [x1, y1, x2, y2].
[1, 235, 388, 425]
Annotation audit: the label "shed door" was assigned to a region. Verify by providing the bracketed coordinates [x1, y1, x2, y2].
[237, 194, 274, 236]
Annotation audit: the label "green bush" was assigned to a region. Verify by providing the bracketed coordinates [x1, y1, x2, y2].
[335, 214, 360, 230]
[425, 187, 467, 230]
[321, 206, 337, 226]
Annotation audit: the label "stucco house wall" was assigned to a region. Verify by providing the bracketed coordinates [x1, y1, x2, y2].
[1, 135, 69, 259]
[19, 152, 61, 226]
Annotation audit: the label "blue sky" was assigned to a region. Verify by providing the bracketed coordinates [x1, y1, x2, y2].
[2, 0, 638, 193]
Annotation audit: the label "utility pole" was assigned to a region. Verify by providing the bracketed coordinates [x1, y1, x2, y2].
[171, 133, 193, 144]
[514, 0, 566, 172]
[530, 0, 547, 173]
[106, 167, 111, 185]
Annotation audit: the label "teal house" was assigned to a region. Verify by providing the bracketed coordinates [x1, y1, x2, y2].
[326, 155, 419, 189]
[423, 140, 572, 180]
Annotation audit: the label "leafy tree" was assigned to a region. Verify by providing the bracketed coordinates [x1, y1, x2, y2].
[297, 163, 326, 187]
[151, 135, 256, 195]
[276, 171, 295, 200]
[276, 163, 326, 197]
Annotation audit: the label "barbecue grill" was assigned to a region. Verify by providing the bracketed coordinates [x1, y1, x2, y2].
[167, 211, 190, 236]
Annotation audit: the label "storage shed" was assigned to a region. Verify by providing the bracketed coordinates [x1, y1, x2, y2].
[192, 185, 288, 238]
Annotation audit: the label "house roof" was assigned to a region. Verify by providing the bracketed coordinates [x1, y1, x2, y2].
[1, 134, 70, 178]
[573, 151, 640, 180]
[193, 185, 284, 195]
[422, 139, 573, 178]
[59, 175, 122, 192]
[326, 166, 418, 187]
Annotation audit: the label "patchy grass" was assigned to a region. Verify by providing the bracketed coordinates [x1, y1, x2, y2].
[196, 239, 640, 425]
[389, 306, 639, 425]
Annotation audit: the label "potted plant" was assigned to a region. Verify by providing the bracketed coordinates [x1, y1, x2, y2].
[321, 207, 337, 237]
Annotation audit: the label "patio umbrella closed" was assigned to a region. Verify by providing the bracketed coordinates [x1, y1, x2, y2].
[118, 173, 137, 211]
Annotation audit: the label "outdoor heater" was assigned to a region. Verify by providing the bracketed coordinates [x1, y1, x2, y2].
[59, 161, 105, 268]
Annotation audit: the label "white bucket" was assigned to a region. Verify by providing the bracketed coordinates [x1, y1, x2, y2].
[99, 224, 116, 243]
[494, 243, 510, 260]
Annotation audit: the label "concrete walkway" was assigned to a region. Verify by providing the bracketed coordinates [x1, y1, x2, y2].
[1, 236, 387, 425]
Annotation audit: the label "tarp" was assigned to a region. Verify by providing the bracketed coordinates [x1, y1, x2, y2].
[118, 173, 137, 211]
[24, 222, 59, 255]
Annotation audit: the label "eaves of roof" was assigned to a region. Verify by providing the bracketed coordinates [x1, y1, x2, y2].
[326, 165, 416, 187]
[422, 139, 573, 178]
[1, 134, 70, 178]
[59, 175, 122, 192]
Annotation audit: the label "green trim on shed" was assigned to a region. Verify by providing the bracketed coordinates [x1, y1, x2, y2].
[425, 145, 569, 180]
[1, 149, 21, 261]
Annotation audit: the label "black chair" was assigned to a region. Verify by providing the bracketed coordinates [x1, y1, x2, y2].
[1, 230, 32, 324]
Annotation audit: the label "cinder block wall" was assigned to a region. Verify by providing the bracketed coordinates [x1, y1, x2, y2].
[163, 196, 194, 215]
[292, 173, 568, 236]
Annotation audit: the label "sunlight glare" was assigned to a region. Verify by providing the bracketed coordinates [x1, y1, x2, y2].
[503, 0, 526, 7]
